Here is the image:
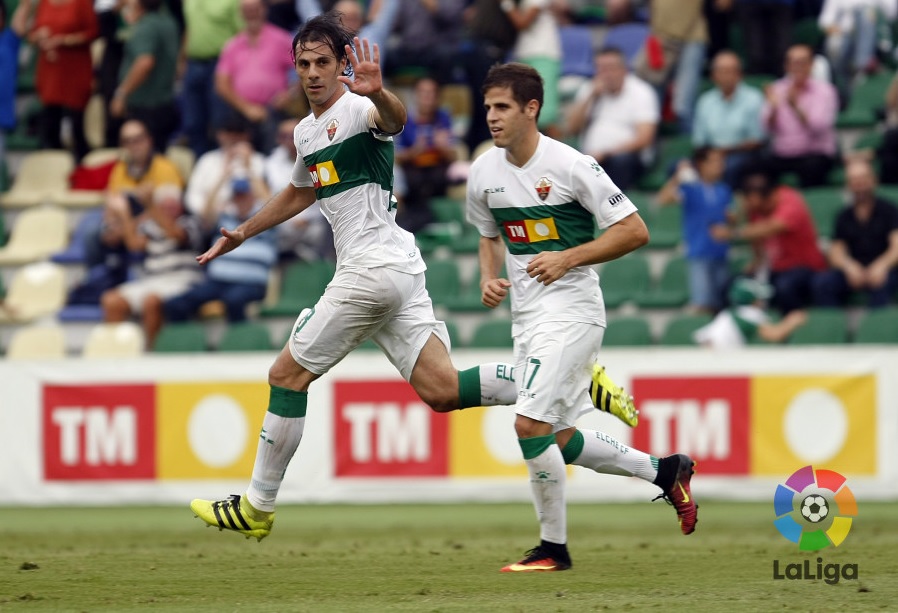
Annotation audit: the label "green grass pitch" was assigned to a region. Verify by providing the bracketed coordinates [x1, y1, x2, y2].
[1, 501, 896, 612]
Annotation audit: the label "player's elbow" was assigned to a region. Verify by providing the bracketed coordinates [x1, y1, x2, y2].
[630, 218, 650, 250]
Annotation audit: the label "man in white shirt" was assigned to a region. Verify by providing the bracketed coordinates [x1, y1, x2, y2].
[566, 47, 660, 190]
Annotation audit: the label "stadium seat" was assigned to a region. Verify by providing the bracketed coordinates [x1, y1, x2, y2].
[602, 23, 650, 68]
[424, 258, 462, 307]
[635, 255, 689, 308]
[84, 94, 106, 150]
[644, 205, 682, 250]
[0, 206, 69, 265]
[153, 322, 208, 353]
[659, 313, 713, 346]
[6, 324, 67, 360]
[0, 262, 66, 323]
[82, 322, 145, 358]
[638, 134, 693, 192]
[218, 321, 275, 352]
[598, 254, 651, 309]
[854, 308, 898, 344]
[787, 308, 848, 345]
[0, 157, 8, 194]
[51, 208, 104, 265]
[603, 315, 653, 346]
[467, 318, 514, 348]
[259, 259, 335, 317]
[837, 71, 894, 129]
[0, 150, 75, 208]
[803, 187, 846, 239]
[165, 145, 196, 184]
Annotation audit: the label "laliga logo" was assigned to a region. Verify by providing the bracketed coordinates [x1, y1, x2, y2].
[772, 465, 859, 585]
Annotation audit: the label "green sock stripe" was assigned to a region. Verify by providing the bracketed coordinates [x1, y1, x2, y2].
[561, 429, 585, 464]
[518, 434, 556, 460]
[268, 386, 308, 418]
[458, 367, 482, 409]
[651, 456, 659, 470]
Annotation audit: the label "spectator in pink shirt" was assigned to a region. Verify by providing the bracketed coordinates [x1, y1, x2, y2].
[761, 44, 839, 188]
[215, 0, 298, 153]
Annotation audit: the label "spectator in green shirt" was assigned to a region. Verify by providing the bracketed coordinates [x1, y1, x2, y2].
[182, 0, 243, 157]
[111, 0, 180, 152]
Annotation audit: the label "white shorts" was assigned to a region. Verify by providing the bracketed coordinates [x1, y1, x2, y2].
[514, 321, 604, 428]
[117, 270, 202, 314]
[288, 266, 450, 380]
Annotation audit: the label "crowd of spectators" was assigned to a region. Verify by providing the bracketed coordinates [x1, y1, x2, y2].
[1, 0, 898, 349]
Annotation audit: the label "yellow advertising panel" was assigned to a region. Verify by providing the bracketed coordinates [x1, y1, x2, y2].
[751, 375, 876, 475]
[157, 382, 269, 479]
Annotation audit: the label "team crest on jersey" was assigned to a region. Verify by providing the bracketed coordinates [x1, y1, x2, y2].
[535, 177, 552, 201]
[326, 119, 339, 141]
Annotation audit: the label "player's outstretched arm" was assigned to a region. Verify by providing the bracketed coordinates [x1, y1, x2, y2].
[339, 36, 406, 133]
[197, 184, 316, 265]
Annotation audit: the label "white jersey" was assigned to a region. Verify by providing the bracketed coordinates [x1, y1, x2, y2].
[290, 91, 425, 274]
[466, 134, 638, 329]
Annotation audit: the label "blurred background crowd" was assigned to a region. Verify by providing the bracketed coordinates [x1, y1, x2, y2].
[1, 0, 897, 356]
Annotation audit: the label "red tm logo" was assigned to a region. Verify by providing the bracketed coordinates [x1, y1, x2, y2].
[334, 381, 448, 477]
[43, 384, 156, 480]
[631, 377, 750, 475]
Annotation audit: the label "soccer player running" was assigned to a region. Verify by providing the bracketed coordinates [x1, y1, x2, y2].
[467, 63, 698, 573]
[189, 13, 635, 541]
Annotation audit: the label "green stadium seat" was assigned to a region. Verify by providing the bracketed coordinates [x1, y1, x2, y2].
[637, 134, 693, 192]
[218, 322, 274, 352]
[467, 318, 514, 348]
[153, 322, 208, 353]
[645, 205, 682, 250]
[424, 259, 462, 307]
[803, 187, 846, 239]
[0, 157, 8, 193]
[603, 316, 653, 346]
[787, 309, 848, 345]
[837, 71, 894, 129]
[659, 313, 713, 346]
[259, 260, 335, 317]
[599, 254, 651, 308]
[793, 18, 823, 48]
[854, 308, 898, 344]
[635, 255, 689, 308]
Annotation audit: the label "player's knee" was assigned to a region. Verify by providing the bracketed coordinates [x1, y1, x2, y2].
[418, 388, 458, 413]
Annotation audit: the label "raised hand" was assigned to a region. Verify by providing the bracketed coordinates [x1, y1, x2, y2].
[197, 227, 246, 265]
[338, 37, 383, 98]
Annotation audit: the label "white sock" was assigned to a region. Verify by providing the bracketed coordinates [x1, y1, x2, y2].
[521, 436, 567, 545]
[458, 363, 517, 407]
[246, 387, 307, 513]
[570, 429, 658, 483]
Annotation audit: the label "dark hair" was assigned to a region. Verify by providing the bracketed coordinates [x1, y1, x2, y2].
[139, 0, 165, 12]
[692, 146, 717, 165]
[0, 3, 7, 27]
[740, 162, 775, 196]
[481, 62, 544, 122]
[216, 111, 251, 134]
[291, 10, 354, 78]
[596, 46, 626, 62]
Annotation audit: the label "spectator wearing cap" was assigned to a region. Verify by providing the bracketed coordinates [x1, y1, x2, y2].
[164, 170, 278, 324]
[812, 159, 898, 308]
[693, 277, 808, 349]
[712, 166, 827, 314]
[185, 115, 269, 221]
